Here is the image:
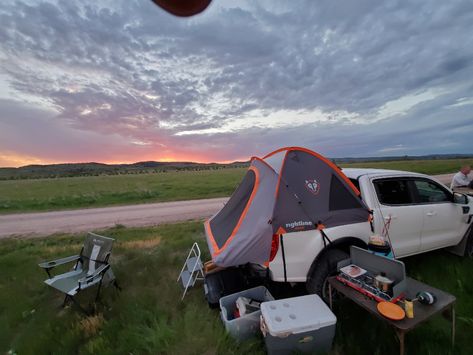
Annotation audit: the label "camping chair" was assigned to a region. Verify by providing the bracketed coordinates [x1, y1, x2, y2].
[39, 232, 119, 314]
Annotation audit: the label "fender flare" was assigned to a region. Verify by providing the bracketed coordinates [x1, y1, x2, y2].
[448, 223, 473, 256]
[306, 237, 368, 279]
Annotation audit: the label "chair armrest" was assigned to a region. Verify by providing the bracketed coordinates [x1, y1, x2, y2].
[78, 264, 110, 288]
[38, 255, 80, 269]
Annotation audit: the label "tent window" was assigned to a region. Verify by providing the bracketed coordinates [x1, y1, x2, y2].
[209, 169, 256, 249]
[329, 175, 363, 211]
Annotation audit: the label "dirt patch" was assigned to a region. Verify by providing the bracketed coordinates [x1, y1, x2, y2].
[120, 237, 162, 249]
[77, 313, 105, 337]
[43, 237, 162, 255]
[43, 244, 82, 254]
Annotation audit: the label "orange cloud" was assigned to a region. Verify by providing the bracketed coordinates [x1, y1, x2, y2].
[103, 150, 220, 164]
[0, 151, 59, 168]
[0, 143, 249, 167]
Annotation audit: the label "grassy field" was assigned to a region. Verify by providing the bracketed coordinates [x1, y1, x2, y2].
[338, 158, 473, 175]
[0, 168, 247, 214]
[1, 221, 472, 354]
[1, 158, 472, 214]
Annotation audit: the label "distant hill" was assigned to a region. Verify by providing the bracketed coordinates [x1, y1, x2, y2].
[332, 153, 473, 163]
[0, 161, 249, 180]
[0, 153, 471, 180]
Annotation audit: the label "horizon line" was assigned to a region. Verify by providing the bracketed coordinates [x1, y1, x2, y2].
[2, 152, 472, 169]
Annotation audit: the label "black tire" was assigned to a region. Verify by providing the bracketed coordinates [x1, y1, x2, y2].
[306, 248, 348, 301]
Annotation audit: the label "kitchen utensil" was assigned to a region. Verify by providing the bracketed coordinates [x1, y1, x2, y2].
[377, 301, 405, 320]
[416, 291, 436, 305]
[374, 274, 394, 292]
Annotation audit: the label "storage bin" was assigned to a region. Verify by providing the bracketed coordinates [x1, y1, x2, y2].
[260, 294, 336, 354]
[219, 286, 274, 341]
[368, 241, 394, 258]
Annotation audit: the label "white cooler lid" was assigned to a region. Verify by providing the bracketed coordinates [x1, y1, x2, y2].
[261, 294, 336, 336]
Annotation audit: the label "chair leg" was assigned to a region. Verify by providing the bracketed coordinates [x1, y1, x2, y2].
[61, 279, 119, 315]
[69, 295, 91, 316]
[95, 279, 104, 303]
[62, 294, 70, 307]
[113, 280, 122, 292]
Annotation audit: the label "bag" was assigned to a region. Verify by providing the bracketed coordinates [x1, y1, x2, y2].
[204, 268, 248, 308]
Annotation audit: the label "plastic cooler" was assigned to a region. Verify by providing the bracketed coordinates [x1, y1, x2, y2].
[260, 294, 336, 354]
[219, 286, 274, 341]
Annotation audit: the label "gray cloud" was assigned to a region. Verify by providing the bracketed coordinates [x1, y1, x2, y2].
[0, 0, 472, 166]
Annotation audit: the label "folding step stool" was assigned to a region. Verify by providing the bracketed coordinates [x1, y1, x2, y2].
[178, 242, 204, 300]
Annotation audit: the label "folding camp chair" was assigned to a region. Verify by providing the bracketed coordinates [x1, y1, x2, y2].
[177, 242, 204, 300]
[39, 232, 119, 314]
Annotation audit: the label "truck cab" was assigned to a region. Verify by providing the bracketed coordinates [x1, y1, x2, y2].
[350, 168, 472, 257]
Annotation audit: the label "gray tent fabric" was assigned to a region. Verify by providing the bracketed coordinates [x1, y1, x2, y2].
[209, 168, 257, 249]
[206, 159, 278, 266]
[205, 147, 371, 267]
[271, 149, 369, 233]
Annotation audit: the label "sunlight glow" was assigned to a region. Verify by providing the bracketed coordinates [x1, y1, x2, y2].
[0, 151, 57, 168]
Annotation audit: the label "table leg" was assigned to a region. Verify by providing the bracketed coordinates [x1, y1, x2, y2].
[328, 283, 333, 310]
[451, 304, 455, 349]
[395, 329, 405, 355]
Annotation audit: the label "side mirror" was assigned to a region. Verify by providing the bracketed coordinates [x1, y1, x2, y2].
[453, 192, 468, 205]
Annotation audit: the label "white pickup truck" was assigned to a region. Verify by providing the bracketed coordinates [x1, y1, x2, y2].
[268, 168, 473, 295]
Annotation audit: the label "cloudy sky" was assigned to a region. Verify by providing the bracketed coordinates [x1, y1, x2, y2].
[1, 0, 472, 167]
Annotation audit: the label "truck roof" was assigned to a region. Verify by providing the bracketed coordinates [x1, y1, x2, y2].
[341, 168, 427, 179]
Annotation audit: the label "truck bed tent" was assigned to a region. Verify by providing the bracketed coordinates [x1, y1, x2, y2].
[205, 147, 371, 267]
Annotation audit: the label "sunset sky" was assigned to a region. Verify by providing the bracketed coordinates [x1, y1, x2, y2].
[1, 0, 472, 167]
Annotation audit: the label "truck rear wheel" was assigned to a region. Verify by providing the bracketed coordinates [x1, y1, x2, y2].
[306, 248, 348, 301]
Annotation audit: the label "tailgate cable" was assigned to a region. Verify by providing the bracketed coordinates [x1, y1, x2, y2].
[279, 234, 288, 283]
[318, 224, 332, 248]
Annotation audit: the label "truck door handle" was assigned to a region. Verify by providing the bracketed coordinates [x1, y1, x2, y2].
[385, 216, 397, 220]
[426, 211, 437, 216]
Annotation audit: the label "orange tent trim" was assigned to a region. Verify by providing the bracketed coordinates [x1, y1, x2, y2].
[207, 165, 261, 257]
[263, 146, 361, 196]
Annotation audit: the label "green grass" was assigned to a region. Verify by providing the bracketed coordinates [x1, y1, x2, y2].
[0, 222, 262, 355]
[1, 158, 472, 214]
[0, 168, 246, 214]
[339, 158, 473, 175]
[1, 221, 472, 354]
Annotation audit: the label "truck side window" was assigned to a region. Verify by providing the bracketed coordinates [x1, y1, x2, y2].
[373, 179, 412, 205]
[412, 179, 450, 203]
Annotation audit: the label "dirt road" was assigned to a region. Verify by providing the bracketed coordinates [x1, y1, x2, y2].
[0, 197, 229, 238]
[0, 174, 457, 239]
[432, 173, 454, 185]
